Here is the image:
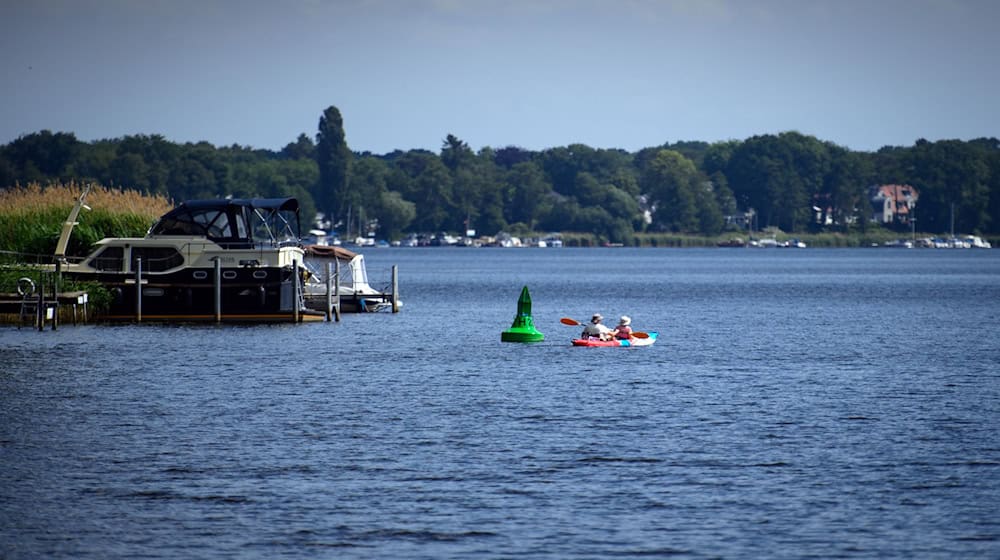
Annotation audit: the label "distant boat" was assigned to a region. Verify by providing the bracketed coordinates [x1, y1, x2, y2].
[540, 234, 563, 248]
[962, 235, 991, 249]
[883, 239, 914, 248]
[717, 238, 745, 248]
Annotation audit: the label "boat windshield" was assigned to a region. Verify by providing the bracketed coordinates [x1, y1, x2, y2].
[303, 256, 355, 287]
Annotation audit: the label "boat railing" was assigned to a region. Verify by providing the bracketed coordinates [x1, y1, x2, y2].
[1, 249, 60, 267]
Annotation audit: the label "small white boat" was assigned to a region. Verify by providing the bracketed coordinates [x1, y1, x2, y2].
[964, 235, 992, 249]
[301, 245, 401, 312]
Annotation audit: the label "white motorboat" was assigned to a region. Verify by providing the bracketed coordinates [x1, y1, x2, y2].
[60, 197, 324, 322]
[301, 244, 401, 313]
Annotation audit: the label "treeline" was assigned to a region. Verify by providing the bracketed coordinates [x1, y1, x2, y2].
[2, 106, 999, 241]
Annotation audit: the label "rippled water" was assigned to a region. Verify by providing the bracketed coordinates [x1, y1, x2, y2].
[2, 248, 999, 558]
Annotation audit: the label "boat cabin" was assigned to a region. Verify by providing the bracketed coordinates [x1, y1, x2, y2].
[59, 197, 324, 322]
[148, 197, 302, 248]
[74, 198, 305, 275]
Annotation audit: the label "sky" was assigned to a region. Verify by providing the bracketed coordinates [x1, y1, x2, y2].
[2, 0, 998, 155]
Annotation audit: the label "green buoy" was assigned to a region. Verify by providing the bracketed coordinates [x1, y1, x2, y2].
[501, 286, 544, 343]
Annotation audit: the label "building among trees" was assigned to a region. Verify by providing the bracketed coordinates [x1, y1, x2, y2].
[870, 184, 919, 226]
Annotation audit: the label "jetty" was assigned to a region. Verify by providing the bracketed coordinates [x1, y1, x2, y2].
[0, 270, 89, 330]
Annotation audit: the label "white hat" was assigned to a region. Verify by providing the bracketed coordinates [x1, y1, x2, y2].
[619, 315, 631, 326]
[591, 313, 603, 323]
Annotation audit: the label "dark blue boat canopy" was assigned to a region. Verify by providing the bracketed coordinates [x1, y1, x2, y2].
[178, 198, 299, 213]
[149, 197, 301, 246]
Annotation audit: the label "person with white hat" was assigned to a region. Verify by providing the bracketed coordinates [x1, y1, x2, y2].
[612, 315, 633, 341]
[581, 313, 613, 340]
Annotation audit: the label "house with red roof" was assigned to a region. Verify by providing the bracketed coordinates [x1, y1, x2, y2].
[870, 184, 919, 225]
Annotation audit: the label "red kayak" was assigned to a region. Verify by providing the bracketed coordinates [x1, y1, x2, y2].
[572, 332, 658, 347]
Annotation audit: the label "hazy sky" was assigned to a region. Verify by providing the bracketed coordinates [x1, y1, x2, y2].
[2, 0, 997, 154]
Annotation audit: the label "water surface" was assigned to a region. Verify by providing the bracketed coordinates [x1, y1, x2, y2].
[2, 248, 999, 558]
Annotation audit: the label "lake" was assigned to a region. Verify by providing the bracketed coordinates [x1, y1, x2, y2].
[2, 248, 999, 558]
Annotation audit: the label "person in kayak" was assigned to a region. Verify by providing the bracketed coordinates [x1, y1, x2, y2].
[612, 315, 634, 340]
[581, 313, 613, 340]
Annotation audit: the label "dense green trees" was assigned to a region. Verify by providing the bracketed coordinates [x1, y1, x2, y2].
[722, 132, 828, 232]
[824, 147, 873, 231]
[904, 139, 992, 234]
[315, 106, 352, 227]
[503, 161, 551, 230]
[2, 108, 999, 242]
[641, 150, 700, 232]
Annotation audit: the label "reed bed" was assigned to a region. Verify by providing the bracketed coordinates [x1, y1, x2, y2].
[0, 182, 174, 257]
[0, 182, 173, 214]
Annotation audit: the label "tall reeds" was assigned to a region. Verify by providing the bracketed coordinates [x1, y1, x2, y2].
[0, 182, 174, 258]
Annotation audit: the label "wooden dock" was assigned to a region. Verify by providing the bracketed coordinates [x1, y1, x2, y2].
[0, 291, 89, 329]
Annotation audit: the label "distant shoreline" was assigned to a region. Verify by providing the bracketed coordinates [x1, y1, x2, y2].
[368, 231, 996, 249]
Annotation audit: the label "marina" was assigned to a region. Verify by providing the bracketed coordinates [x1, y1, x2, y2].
[2, 193, 400, 326]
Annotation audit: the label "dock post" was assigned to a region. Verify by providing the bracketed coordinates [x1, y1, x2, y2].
[37, 274, 45, 331]
[214, 257, 222, 323]
[325, 261, 333, 321]
[391, 265, 399, 313]
[293, 261, 300, 323]
[135, 258, 142, 323]
[333, 258, 341, 322]
[52, 262, 60, 330]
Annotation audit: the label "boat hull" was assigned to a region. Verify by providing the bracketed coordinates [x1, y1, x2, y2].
[66, 266, 324, 323]
[572, 332, 658, 347]
[301, 245, 400, 313]
[303, 291, 399, 313]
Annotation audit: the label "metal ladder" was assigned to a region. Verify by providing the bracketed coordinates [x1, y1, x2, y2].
[17, 277, 38, 329]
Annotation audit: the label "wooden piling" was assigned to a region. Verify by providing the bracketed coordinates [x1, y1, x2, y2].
[391, 265, 399, 313]
[135, 258, 142, 323]
[214, 258, 222, 323]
